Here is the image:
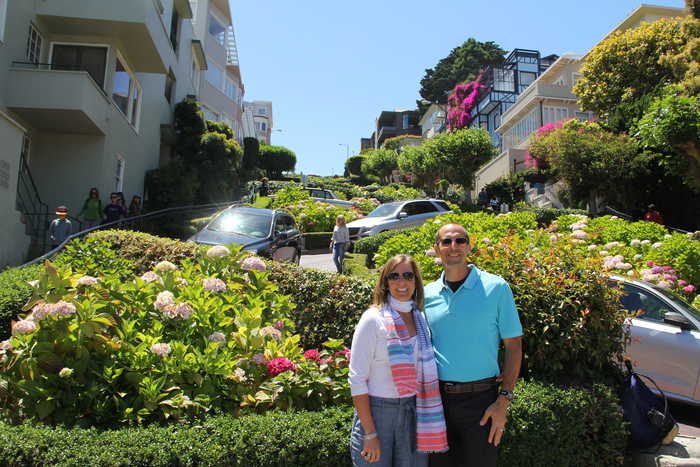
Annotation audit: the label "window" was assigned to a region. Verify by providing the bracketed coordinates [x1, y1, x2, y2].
[51, 44, 108, 88]
[543, 106, 568, 125]
[402, 114, 410, 130]
[112, 53, 142, 128]
[258, 107, 267, 116]
[404, 201, 437, 216]
[575, 111, 591, 121]
[165, 70, 176, 103]
[26, 24, 43, 63]
[115, 155, 125, 192]
[621, 285, 673, 323]
[493, 68, 515, 92]
[0, 0, 7, 42]
[224, 76, 237, 100]
[205, 62, 223, 88]
[208, 13, 226, 46]
[169, 8, 180, 51]
[554, 77, 566, 86]
[261, 122, 267, 131]
[519, 71, 536, 91]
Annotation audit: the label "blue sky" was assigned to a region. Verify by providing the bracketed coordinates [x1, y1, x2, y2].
[232, 0, 684, 176]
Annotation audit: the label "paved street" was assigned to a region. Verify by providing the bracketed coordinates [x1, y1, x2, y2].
[299, 252, 336, 273]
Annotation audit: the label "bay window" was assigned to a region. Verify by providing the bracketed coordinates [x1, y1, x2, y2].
[112, 53, 142, 129]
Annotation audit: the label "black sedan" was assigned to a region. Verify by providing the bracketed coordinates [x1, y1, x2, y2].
[188, 207, 302, 264]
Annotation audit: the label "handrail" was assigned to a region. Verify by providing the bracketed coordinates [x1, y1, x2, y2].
[19, 200, 246, 268]
[602, 205, 690, 234]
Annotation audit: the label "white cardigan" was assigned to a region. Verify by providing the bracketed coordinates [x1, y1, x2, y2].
[331, 225, 350, 244]
[348, 306, 417, 398]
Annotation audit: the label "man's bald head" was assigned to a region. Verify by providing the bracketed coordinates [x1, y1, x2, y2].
[435, 223, 469, 245]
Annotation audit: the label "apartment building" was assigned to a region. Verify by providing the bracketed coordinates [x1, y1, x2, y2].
[471, 4, 686, 199]
[418, 103, 446, 140]
[189, 0, 244, 143]
[362, 110, 421, 150]
[243, 100, 273, 144]
[0, 0, 207, 267]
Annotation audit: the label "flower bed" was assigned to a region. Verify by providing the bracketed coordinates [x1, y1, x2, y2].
[0, 245, 350, 426]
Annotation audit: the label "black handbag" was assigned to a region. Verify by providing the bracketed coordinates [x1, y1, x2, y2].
[621, 360, 677, 450]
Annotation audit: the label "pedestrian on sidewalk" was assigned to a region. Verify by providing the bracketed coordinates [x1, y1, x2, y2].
[128, 195, 142, 217]
[349, 254, 448, 466]
[77, 187, 104, 229]
[330, 214, 350, 273]
[425, 223, 523, 467]
[49, 205, 72, 248]
[103, 192, 125, 224]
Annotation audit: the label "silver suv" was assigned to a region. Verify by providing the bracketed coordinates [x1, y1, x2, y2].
[304, 188, 354, 208]
[346, 199, 451, 241]
[611, 274, 700, 406]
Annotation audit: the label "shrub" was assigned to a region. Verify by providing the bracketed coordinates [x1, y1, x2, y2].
[0, 265, 41, 340]
[1, 247, 350, 426]
[647, 232, 700, 286]
[371, 184, 424, 203]
[0, 381, 627, 466]
[266, 262, 373, 349]
[353, 228, 419, 268]
[54, 237, 135, 280]
[585, 216, 669, 245]
[516, 207, 588, 228]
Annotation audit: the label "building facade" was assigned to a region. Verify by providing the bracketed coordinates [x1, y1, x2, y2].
[0, 0, 238, 267]
[362, 109, 421, 150]
[189, 0, 245, 143]
[417, 103, 446, 140]
[243, 100, 273, 144]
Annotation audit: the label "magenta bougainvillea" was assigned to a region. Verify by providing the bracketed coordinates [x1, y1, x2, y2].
[447, 73, 485, 131]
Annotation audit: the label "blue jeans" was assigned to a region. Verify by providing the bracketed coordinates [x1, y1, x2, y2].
[350, 395, 428, 467]
[332, 242, 346, 273]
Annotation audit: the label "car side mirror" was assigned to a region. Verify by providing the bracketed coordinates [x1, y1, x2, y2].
[397, 211, 408, 219]
[663, 311, 694, 331]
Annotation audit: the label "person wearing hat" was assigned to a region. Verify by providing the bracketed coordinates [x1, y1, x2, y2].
[49, 206, 72, 249]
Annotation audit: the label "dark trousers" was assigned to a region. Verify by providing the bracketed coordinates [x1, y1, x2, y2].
[429, 386, 499, 467]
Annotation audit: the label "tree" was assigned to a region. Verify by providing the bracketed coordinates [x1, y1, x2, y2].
[242, 137, 260, 171]
[344, 154, 364, 177]
[687, 0, 700, 18]
[361, 148, 398, 183]
[527, 120, 638, 211]
[573, 18, 691, 119]
[418, 39, 505, 106]
[259, 145, 296, 178]
[636, 89, 700, 189]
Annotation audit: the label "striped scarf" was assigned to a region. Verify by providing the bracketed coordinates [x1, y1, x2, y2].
[381, 302, 449, 453]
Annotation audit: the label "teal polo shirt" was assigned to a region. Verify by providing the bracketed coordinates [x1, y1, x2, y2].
[424, 265, 522, 382]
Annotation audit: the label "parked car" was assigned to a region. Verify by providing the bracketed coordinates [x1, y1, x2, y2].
[611, 274, 700, 406]
[188, 206, 302, 264]
[346, 199, 451, 241]
[304, 187, 354, 208]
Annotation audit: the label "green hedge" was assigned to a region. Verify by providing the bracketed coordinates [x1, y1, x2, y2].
[0, 264, 41, 340]
[0, 382, 627, 466]
[266, 262, 373, 349]
[302, 232, 332, 251]
[353, 228, 418, 268]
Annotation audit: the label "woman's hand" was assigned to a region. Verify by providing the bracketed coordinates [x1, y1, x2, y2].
[361, 436, 381, 463]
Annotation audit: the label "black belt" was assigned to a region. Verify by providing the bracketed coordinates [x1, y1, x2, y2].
[439, 377, 498, 394]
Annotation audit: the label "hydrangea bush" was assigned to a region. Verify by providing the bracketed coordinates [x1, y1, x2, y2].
[0, 245, 350, 426]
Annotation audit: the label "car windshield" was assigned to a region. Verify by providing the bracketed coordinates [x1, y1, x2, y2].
[207, 210, 271, 238]
[650, 283, 700, 321]
[366, 202, 401, 218]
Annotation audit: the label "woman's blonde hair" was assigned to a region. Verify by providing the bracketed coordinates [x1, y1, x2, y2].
[336, 214, 346, 225]
[372, 254, 425, 310]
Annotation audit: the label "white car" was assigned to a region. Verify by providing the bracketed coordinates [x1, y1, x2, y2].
[611, 274, 700, 406]
[346, 199, 451, 241]
[304, 188, 354, 208]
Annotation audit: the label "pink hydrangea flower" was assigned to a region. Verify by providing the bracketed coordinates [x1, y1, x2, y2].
[12, 319, 37, 335]
[657, 280, 672, 290]
[273, 320, 285, 330]
[53, 301, 76, 317]
[252, 353, 267, 365]
[652, 266, 664, 274]
[202, 277, 227, 293]
[172, 303, 193, 319]
[77, 275, 98, 286]
[150, 343, 171, 357]
[0, 340, 13, 351]
[646, 260, 655, 266]
[154, 291, 176, 312]
[434, 257, 443, 265]
[266, 357, 297, 376]
[241, 256, 267, 272]
[682, 285, 696, 294]
[140, 271, 162, 284]
[571, 230, 588, 240]
[425, 249, 437, 257]
[303, 349, 321, 361]
[31, 302, 53, 321]
[678, 280, 688, 287]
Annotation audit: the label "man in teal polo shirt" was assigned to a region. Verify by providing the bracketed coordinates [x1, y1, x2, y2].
[425, 223, 522, 467]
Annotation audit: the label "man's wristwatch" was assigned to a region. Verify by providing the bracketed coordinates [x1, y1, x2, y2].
[498, 389, 514, 401]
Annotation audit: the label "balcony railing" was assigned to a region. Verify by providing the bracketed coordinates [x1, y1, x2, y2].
[11, 61, 106, 94]
[225, 25, 239, 66]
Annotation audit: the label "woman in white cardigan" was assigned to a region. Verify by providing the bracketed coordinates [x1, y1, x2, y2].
[330, 214, 350, 273]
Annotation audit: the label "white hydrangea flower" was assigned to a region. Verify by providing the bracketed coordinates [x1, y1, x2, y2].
[202, 277, 227, 293]
[77, 275, 98, 286]
[150, 343, 172, 357]
[154, 261, 178, 272]
[206, 245, 230, 257]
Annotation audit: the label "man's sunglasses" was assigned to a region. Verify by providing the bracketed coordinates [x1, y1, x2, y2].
[438, 237, 469, 247]
[387, 271, 415, 281]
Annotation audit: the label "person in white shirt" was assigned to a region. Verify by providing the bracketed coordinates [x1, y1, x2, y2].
[330, 214, 350, 273]
[348, 254, 448, 466]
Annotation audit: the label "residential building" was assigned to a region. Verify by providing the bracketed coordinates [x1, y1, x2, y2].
[362, 109, 421, 150]
[243, 100, 273, 144]
[418, 103, 447, 140]
[0, 0, 203, 267]
[469, 49, 558, 149]
[471, 4, 686, 202]
[189, 0, 245, 143]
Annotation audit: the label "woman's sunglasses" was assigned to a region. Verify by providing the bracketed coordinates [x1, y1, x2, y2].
[387, 271, 415, 281]
[438, 237, 468, 247]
